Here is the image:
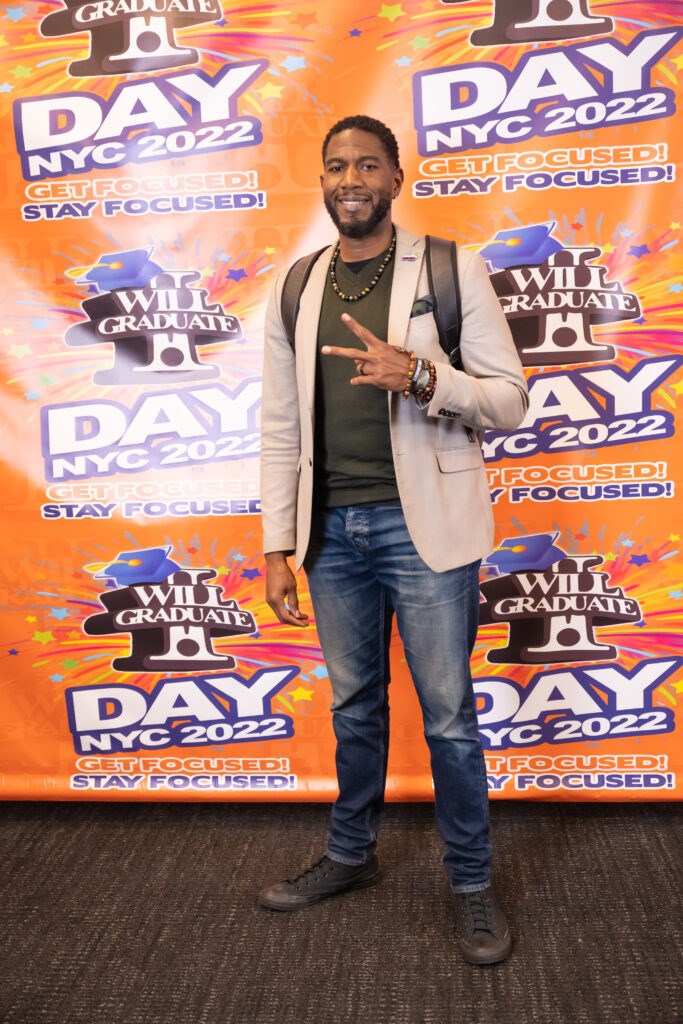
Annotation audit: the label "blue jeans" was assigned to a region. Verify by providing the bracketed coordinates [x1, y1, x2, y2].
[304, 505, 491, 893]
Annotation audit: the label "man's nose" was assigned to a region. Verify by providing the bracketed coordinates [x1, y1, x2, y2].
[340, 164, 362, 187]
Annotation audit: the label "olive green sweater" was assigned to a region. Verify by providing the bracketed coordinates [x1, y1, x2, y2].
[313, 246, 400, 508]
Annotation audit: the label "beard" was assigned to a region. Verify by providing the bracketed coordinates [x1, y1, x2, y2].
[324, 193, 392, 239]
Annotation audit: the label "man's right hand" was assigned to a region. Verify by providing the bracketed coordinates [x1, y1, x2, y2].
[265, 552, 309, 627]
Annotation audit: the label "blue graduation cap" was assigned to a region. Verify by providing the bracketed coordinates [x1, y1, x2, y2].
[480, 224, 563, 270]
[484, 533, 566, 574]
[74, 248, 164, 292]
[87, 546, 181, 586]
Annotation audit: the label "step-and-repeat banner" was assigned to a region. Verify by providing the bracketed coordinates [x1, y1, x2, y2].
[1, 1, 681, 801]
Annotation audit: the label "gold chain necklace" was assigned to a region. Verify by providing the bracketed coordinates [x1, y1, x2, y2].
[329, 232, 396, 302]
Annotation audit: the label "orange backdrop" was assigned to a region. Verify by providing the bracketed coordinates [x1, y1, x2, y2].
[1, 0, 681, 800]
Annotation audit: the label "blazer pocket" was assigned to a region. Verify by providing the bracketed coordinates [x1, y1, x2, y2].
[436, 447, 484, 473]
[406, 312, 440, 349]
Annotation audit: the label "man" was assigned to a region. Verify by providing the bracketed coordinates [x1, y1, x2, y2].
[259, 115, 528, 965]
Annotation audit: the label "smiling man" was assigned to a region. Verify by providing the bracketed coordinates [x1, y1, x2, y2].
[259, 115, 528, 965]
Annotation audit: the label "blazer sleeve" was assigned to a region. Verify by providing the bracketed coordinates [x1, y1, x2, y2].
[425, 250, 529, 431]
[259, 273, 301, 555]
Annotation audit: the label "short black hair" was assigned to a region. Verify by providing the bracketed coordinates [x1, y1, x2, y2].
[322, 115, 400, 169]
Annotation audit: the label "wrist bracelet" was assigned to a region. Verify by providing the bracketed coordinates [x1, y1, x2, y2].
[401, 350, 417, 400]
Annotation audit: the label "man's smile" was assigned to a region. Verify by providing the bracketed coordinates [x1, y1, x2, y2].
[337, 195, 370, 209]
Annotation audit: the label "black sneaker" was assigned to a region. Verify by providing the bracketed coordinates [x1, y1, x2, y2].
[259, 854, 380, 911]
[454, 887, 512, 965]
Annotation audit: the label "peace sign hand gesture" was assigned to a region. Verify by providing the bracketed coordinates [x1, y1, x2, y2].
[321, 312, 411, 392]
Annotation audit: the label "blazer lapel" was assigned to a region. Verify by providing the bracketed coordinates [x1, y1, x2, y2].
[388, 226, 424, 348]
[295, 243, 335, 416]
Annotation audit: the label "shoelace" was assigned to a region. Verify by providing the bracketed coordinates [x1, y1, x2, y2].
[287, 857, 335, 887]
[464, 892, 495, 933]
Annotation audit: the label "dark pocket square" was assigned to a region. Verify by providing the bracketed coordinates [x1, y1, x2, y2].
[410, 296, 434, 317]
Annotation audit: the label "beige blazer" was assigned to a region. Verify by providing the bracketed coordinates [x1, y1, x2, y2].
[260, 224, 528, 572]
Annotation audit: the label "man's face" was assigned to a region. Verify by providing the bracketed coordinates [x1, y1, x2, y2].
[321, 128, 403, 239]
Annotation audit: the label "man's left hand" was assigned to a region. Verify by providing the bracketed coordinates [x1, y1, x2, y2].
[321, 312, 411, 392]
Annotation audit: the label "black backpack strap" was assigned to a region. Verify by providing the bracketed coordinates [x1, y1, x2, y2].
[424, 235, 462, 370]
[280, 246, 327, 350]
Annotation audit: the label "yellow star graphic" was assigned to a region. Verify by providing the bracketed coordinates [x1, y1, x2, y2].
[288, 686, 314, 702]
[669, 534, 680, 542]
[22, 33, 36, 43]
[26, 615, 37, 623]
[33, 630, 55, 646]
[9, 344, 31, 358]
[671, 221, 681, 230]
[11, 65, 31, 79]
[671, 380, 683, 395]
[264, 246, 276, 255]
[602, 243, 615, 254]
[672, 54, 683, 70]
[603, 552, 616, 562]
[379, 4, 405, 22]
[0, 35, 6, 46]
[258, 82, 284, 100]
[1, 327, 14, 336]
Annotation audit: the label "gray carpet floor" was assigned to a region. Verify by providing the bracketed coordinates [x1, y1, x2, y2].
[0, 800, 680, 1024]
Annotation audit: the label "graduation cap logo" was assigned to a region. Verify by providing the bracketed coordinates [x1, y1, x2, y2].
[62, 247, 242, 384]
[82, 546, 258, 672]
[479, 545, 642, 664]
[68, 248, 164, 293]
[481, 224, 563, 270]
[484, 533, 567, 574]
[469, 0, 613, 46]
[86, 546, 181, 586]
[40, 0, 222, 77]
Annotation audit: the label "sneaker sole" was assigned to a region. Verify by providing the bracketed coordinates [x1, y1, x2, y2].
[259, 869, 381, 912]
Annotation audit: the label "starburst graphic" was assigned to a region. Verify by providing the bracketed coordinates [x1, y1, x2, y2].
[3, 534, 328, 728]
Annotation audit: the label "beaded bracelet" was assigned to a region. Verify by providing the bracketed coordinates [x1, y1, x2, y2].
[401, 350, 417, 400]
[414, 359, 436, 407]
